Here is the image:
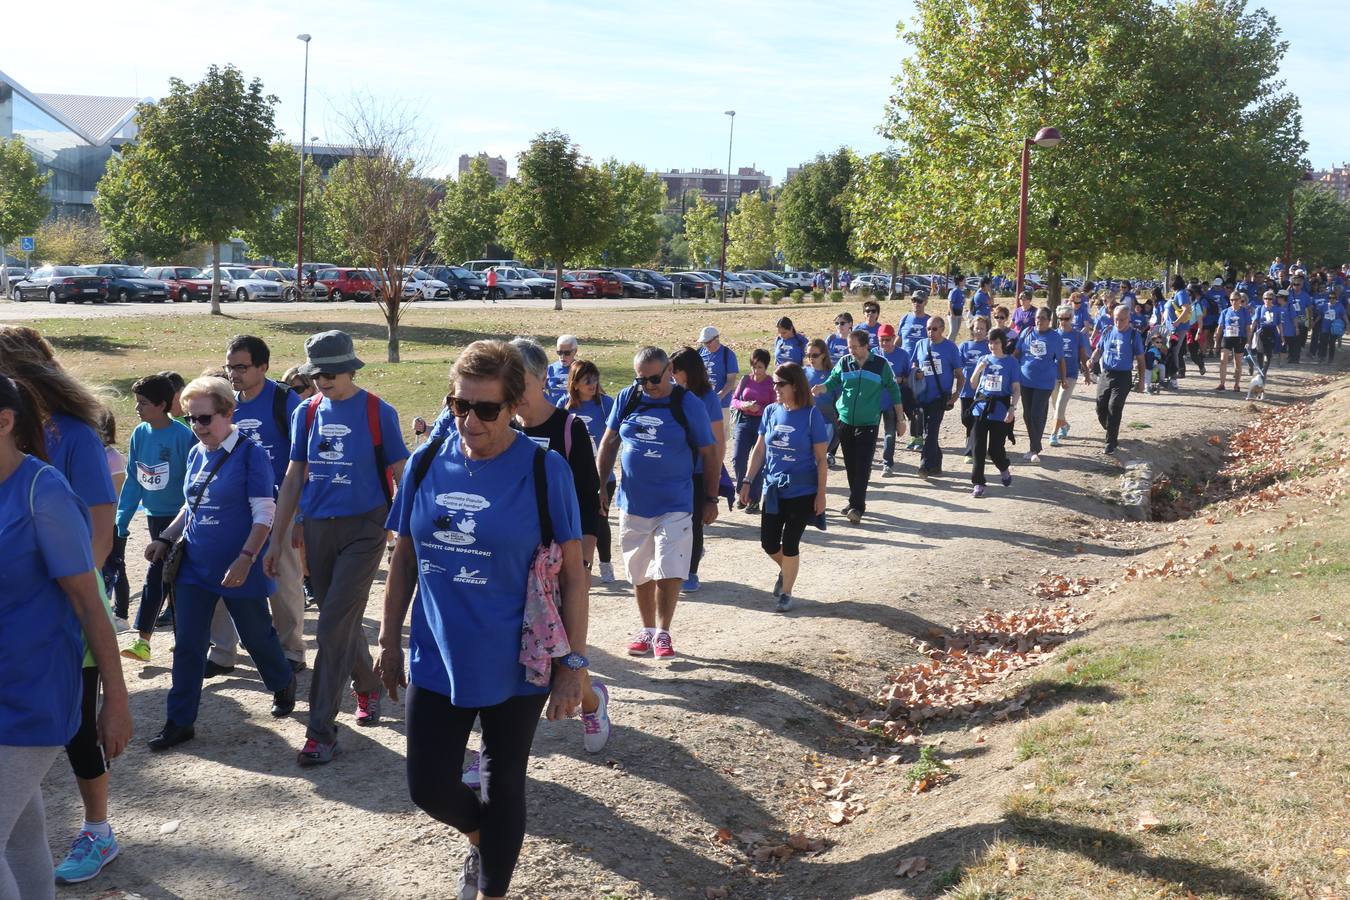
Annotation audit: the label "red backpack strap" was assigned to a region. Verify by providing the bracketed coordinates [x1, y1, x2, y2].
[364, 391, 394, 506]
[304, 393, 323, 440]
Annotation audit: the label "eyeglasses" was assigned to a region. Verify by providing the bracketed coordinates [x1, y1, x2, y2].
[994, 313, 1009, 319]
[186, 413, 217, 427]
[225, 363, 255, 374]
[447, 395, 506, 422]
[772, 380, 790, 388]
[925, 325, 944, 332]
[289, 382, 308, 393]
[314, 372, 339, 382]
[558, 348, 576, 357]
[1057, 316, 1073, 322]
[633, 366, 668, 386]
[806, 352, 823, 359]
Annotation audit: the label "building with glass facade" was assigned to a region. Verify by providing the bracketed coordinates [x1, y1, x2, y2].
[0, 69, 144, 216]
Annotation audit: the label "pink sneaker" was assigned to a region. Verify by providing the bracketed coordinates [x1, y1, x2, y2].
[354, 689, 381, 727]
[626, 630, 654, 656]
[653, 631, 676, 659]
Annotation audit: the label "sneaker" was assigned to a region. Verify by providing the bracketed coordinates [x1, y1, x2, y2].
[682, 574, 700, 593]
[272, 676, 297, 717]
[1061, 423, 1070, 437]
[882, 463, 894, 476]
[54, 829, 119, 885]
[972, 485, 986, 498]
[354, 689, 381, 727]
[627, 629, 654, 656]
[1049, 432, 1061, 447]
[773, 571, 783, 597]
[155, 608, 173, 628]
[598, 561, 615, 584]
[121, 638, 150, 663]
[775, 593, 793, 613]
[846, 508, 862, 525]
[204, 660, 235, 678]
[1000, 470, 1013, 487]
[297, 737, 339, 766]
[1027, 453, 1042, 464]
[963, 455, 973, 465]
[581, 682, 612, 753]
[303, 577, 317, 609]
[457, 844, 483, 900]
[746, 501, 760, 514]
[907, 437, 922, 451]
[112, 616, 131, 634]
[461, 751, 481, 789]
[1104, 444, 1118, 455]
[653, 631, 676, 659]
[916, 468, 931, 479]
[826, 454, 837, 468]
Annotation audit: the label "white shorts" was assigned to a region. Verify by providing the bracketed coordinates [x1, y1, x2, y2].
[619, 510, 693, 585]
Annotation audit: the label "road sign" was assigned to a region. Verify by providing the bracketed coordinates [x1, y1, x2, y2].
[19, 236, 35, 253]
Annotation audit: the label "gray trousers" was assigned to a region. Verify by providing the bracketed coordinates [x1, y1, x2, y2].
[209, 522, 306, 665]
[0, 745, 60, 900]
[303, 507, 386, 744]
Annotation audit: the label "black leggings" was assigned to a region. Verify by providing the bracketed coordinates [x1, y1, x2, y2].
[65, 667, 106, 780]
[760, 494, 814, 557]
[406, 684, 548, 898]
[689, 475, 705, 575]
[597, 480, 615, 564]
[104, 533, 129, 619]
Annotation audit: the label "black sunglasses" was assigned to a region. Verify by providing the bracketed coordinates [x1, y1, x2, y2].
[314, 372, 339, 381]
[633, 366, 668, 386]
[447, 395, 506, 422]
[186, 413, 217, 426]
[772, 380, 791, 387]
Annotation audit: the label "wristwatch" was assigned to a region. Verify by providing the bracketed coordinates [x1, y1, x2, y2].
[705, 496, 720, 504]
[560, 652, 589, 670]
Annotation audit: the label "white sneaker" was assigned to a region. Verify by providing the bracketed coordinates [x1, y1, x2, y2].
[581, 682, 611, 753]
[461, 751, 481, 789]
[598, 562, 615, 584]
[1027, 453, 1042, 463]
[112, 616, 132, 634]
[457, 844, 482, 900]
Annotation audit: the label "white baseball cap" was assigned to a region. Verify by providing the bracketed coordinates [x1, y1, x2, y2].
[1212, 277, 1224, 287]
[699, 326, 719, 343]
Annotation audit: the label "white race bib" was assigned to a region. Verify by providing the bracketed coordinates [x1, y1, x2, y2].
[1030, 339, 1047, 357]
[920, 359, 943, 376]
[980, 374, 1002, 393]
[1224, 322, 1239, 337]
[137, 461, 170, 491]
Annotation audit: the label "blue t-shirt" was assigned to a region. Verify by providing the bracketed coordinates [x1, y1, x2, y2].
[0, 457, 90, 745]
[692, 390, 723, 475]
[1278, 303, 1297, 337]
[774, 332, 808, 366]
[758, 403, 829, 500]
[806, 367, 838, 418]
[971, 289, 992, 318]
[1130, 310, 1149, 335]
[826, 333, 852, 362]
[1016, 327, 1065, 389]
[1093, 312, 1112, 337]
[234, 380, 300, 490]
[606, 386, 715, 518]
[861, 321, 881, 350]
[1238, 280, 1260, 304]
[1120, 291, 1137, 310]
[394, 432, 581, 708]
[881, 345, 911, 382]
[289, 390, 410, 519]
[1100, 326, 1144, 371]
[958, 339, 990, 398]
[699, 344, 740, 407]
[1289, 289, 1313, 318]
[1218, 307, 1253, 342]
[180, 433, 276, 599]
[1056, 328, 1089, 379]
[48, 412, 117, 513]
[911, 338, 963, 403]
[948, 287, 966, 314]
[558, 394, 614, 450]
[898, 313, 930, 354]
[115, 418, 196, 532]
[1073, 298, 1092, 331]
[971, 354, 1021, 420]
[1321, 300, 1347, 333]
[1203, 290, 1225, 326]
[544, 361, 571, 406]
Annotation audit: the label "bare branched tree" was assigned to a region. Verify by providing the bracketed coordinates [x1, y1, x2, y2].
[327, 98, 437, 362]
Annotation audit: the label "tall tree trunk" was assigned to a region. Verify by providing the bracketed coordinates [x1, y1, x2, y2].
[554, 262, 563, 311]
[888, 255, 899, 303]
[1047, 250, 1063, 312]
[387, 296, 401, 362]
[210, 241, 222, 316]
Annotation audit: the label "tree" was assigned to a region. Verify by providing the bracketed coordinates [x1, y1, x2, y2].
[683, 195, 722, 270]
[0, 136, 50, 294]
[727, 192, 776, 269]
[848, 151, 917, 294]
[131, 65, 282, 313]
[430, 155, 503, 265]
[499, 131, 614, 310]
[592, 159, 663, 266]
[325, 102, 435, 363]
[35, 215, 108, 264]
[1289, 184, 1350, 268]
[231, 142, 340, 264]
[776, 148, 858, 279]
[656, 213, 689, 269]
[94, 148, 194, 262]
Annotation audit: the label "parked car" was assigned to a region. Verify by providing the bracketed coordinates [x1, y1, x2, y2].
[463, 258, 527, 273]
[742, 270, 795, 291]
[13, 265, 109, 303]
[698, 271, 746, 297]
[85, 264, 170, 303]
[249, 267, 328, 301]
[402, 268, 452, 301]
[607, 270, 657, 299]
[730, 272, 777, 293]
[143, 266, 211, 302]
[215, 266, 284, 302]
[365, 269, 415, 302]
[611, 267, 675, 298]
[779, 271, 816, 290]
[481, 266, 535, 300]
[489, 265, 554, 298]
[424, 265, 486, 301]
[852, 273, 891, 295]
[669, 272, 717, 299]
[536, 271, 599, 299]
[2, 265, 29, 296]
[570, 269, 625, 298]
[314, 267, 375, 302]
[299, 261, 338, 277]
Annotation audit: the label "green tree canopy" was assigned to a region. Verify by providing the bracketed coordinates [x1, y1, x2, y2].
[682, 195, 722, 270]
[727, 192, 776, 269]
[591, 159, 663, 266]
[0, 136, 50, 291]
[1288, 185, 1350, 268]
[431, 155, 503, 265]
[499, 131, 614, 310]
[94, 148, 194, 262]
[232, 142, 341, 265]
[775, 148, 858, 274]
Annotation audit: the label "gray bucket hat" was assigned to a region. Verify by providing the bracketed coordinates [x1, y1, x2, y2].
[298, 330, 364, 375]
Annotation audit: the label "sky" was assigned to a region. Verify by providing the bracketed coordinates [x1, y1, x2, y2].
[4, 0, 1346, 184]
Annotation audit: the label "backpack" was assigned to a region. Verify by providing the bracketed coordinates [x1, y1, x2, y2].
[304, 390, 394, 507]
[270, 380, 291, 436]
[620, 384, 698, 460]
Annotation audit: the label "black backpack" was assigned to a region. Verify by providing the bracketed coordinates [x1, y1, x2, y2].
[270, 380, 292, 436]
[620, 384, 698, 461]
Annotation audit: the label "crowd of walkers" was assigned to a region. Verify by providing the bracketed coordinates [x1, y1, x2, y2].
[0, 261, 1344, 900]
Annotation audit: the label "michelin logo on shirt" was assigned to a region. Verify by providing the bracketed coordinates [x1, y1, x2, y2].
[453, 566, 488, 586]
[431, 491, 489, 546]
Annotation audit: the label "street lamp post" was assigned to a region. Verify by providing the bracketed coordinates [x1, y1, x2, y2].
[718, 110, 735, 304]
[1013, 126, 1062, 298]
[295, 33, 311, 301]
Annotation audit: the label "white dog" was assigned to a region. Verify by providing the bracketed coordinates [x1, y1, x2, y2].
[1245, 369, 1266, 401]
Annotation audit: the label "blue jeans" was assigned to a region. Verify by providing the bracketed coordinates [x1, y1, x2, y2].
[733, 413, 764, 500]
[133, 514, 177, 633]
[166, 581, 293, 726]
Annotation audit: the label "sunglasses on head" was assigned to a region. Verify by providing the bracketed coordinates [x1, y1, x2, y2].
[186, 413, 217, 427]
[447, 394, 506, 421]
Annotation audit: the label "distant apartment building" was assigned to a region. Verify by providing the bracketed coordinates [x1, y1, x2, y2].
[656, 165, 772, 213]
[784, 166, 802, 184]
[1312, 164, 1350, 203]
[459, 152, 509, 187]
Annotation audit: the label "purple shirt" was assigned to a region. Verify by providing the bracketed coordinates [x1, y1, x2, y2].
[730, 375, 776, 418]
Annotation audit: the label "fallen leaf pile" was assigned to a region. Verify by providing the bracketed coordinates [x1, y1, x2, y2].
[894, 855, 930, 878]
[1030, 571, 1099, 600]
[709, 825, 826, 869]
[798, 768, 869, 826]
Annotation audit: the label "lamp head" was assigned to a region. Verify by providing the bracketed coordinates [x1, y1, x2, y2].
[1033, 126, 1062, 148]
[297, 33, 312, 42]
[724, 110, 736, 117]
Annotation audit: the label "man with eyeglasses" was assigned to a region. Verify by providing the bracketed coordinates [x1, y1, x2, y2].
[204, 335, 307, 679]
[1288, 274, 1313, 364]
[910, 317, 965, 476]
[859, 301, 883, 350]
[545, 335, 579, 405]
[266, 330, 410, 765]
[595, 347, 719, 660]
[698, 325, 740, 407]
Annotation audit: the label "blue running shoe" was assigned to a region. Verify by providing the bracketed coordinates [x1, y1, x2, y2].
[682, 574, 700, 593]
[55, 829, 119, 884]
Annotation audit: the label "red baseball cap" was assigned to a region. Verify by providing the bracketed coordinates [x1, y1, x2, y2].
[877, 324, 897, 338]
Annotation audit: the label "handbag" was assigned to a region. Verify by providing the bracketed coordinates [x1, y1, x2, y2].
[162, 446, 232, 590]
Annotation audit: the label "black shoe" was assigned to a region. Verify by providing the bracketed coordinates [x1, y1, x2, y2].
[148, 721, 195, 751]
[204, 660, 235, 678]
[303, 577, 317, 609]
[289, 658, 308, 674]
[155, 608, 174, 628]
[271, 676, 297, 717]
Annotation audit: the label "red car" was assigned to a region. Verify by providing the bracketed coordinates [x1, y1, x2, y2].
[315, 267, 375, 302]
[570, 270, 623, 298]
[539, 271, 599, 299]
[144, 265, 213, 303]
